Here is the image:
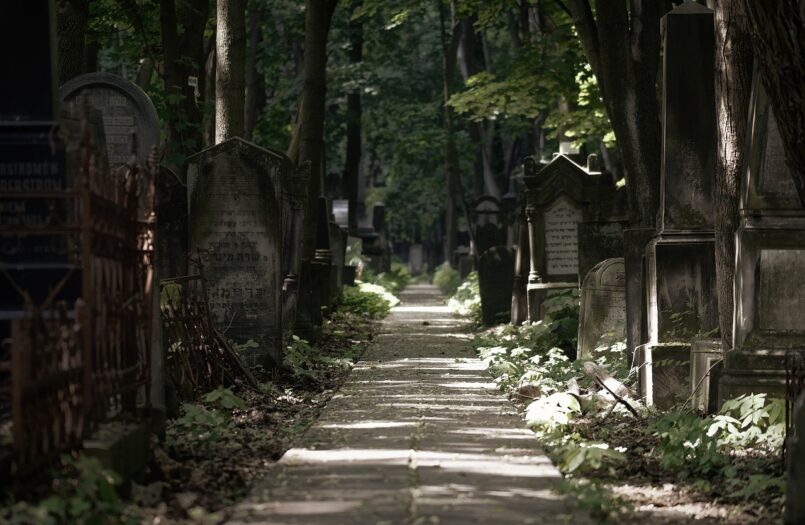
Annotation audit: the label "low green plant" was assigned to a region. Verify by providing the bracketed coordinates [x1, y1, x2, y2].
[283, 335, 354, 384]
[433, 262, 461, 296]
[556, 479, 633, 523]
[5, 455, 139, 525]
[339, 284, 396, 319]
[448, 272, 481, 323]
[168, 387, 246, 447]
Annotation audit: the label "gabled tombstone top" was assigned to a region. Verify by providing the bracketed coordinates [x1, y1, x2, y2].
[60, 73, 159, 170]
[524, 154, 603, 209]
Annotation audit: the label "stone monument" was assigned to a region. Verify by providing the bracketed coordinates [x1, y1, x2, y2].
[187, 138, 286, 367]
[637, 2, 718, 408]
[577, 259, 626, 360]
[719, 68, 805, 401]
[471, 196, 506, 257]
[478, 246, 515, 326]
[523, 154, 610, 321]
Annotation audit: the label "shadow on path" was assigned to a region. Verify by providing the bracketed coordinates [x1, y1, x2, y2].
[226, 284, 589, 524]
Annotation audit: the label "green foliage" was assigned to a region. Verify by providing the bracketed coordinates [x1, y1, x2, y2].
[556, 479, 633, 523]
[651, 394, 785, 477]
[5, 455, 139, 525]
[447, 272, 481, 323]
[168, 388, 247, 447]
[361, 262, 411, 295]
[283, 335, 353, 384]
[433, 263, 461, 296]
[339, 283, 397, 319]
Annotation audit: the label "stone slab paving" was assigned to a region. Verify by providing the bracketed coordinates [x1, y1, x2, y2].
[226, 284, 590, 525]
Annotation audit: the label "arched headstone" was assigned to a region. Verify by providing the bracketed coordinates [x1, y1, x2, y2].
[577, 259, 625, 360]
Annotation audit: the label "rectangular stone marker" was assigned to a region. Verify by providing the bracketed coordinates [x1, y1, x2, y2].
[188, 138, 284, 367]
[479, 247, 515, 326]
[577, 258, 626, 360]
[544, 196, 582, 276]
[409, 244, 424, 275]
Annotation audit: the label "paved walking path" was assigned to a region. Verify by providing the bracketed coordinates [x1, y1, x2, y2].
[226, 284, 589, 525]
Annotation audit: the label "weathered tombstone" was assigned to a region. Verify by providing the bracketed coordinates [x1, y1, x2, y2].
[522, 154, 610, 321]
[471, 196, 506, 256]
[718, 67, 805, 402]
[577, 174, 629, 282]
[637, 2, 718, 407]
[577, 259, 626, 360]
[332, 199, 349, 229]
[281, 163, 309, 342]
[328, 210, 348, 304]
[478, 247, 515, 326]
[187, 138, 285, 367]
[409, 244, 425, 275]
[60, 73, 160, 173]
[0, 1, 76, 337]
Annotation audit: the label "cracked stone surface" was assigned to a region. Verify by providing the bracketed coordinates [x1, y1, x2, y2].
[225, 284, 590, 525]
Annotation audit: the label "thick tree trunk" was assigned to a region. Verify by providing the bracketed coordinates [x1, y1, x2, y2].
[56, 0, 89, 84]
[566, 0, 667, 228]
[440, 0, 463, 265]
[215, 0, 247, 143]
[204, 36, 216, 148]
[713, 0, 753, 351]
[244, 5, 265, 141]
[299, 0, 338, 259]
[743, 1, 805, 207]
[344, 5, 363, 231]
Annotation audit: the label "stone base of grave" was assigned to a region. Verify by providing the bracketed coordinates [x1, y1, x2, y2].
[636, 343, 691, 409]
[718, 349, 787, 404]
[84, 419, 150, 485]
[526, 282, 577, 322]
[690, 337, 723, 414]
[343, 265, 356, 286]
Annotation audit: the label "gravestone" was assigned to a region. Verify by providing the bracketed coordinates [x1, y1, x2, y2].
[332, 199, 349, 229]
[328, 212, 347, 304]
[0, 1, 76, 337]
[478, 246, 515, 326]
[719, 67, 805, 402]
[471, 196, 506, 256]
[638, 3, 718, 407]
[577, 259, 626, 360]
[409, 244, 424, 275]
[690, 337, 722, 414]
[280, 162, 308, 342]
[60, 73, 159, 174]
[523, 155, 610, 321]
[187, 138, 285, 367]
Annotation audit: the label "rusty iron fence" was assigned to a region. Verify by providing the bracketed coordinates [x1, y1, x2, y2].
[0, 108, 156, 477]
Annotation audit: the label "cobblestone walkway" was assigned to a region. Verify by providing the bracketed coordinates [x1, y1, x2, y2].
[226, 284, 589, 525]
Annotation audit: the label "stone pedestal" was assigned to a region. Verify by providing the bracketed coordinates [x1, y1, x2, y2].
[691, 337, 723, 414]
[720, 73, 805, 402]
[636, 343, 691, 409]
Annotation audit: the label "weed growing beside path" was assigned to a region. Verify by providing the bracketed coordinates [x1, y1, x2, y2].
[3, 302, 383, 525]
[466, 287, 785, 524]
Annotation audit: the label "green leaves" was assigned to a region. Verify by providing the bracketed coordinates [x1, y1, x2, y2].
[526, 392, 581, 430]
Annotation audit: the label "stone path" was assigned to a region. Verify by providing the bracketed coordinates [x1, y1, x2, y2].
[226, 284, 589, 525]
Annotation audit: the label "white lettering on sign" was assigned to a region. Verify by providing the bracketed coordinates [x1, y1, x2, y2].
[544, 196, 581, 276]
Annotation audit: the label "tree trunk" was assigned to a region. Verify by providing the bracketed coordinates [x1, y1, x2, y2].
[713, 0, 753, 351]
[566, 0, 668, 228]
[56, 0, 89, 84]
[742, 1, 805, 207]
[204, 35, 216, 148]
[215, 0, 247, 143]
[159, 0, 209, 167]
[440, 0, 463, 265]
[298, 0, 339, 259]
[244, 4, 265, 141]
[344, 4, 363, 231]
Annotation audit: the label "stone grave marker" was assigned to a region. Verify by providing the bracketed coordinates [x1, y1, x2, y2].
[332, 199, 349, 229]
[478, 246, 515, 326]
[522, 155, 610, 321]
[472, 196, 506, 257]
[719, 66, 805, 402]
[577, 258, 626, 360]
[187, 138, 285, 367]
[60, 73, 159, 173]
[638, 3, 718, 407]
[409, 244, 424, 275]
[511, 204, 529, 325]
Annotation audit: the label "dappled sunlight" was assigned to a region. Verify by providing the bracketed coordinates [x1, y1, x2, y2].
[391, 305, 454, 314]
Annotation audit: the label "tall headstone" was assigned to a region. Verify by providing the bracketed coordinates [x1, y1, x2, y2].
[0, 1, 75, 338]
[719, 69, 805, 401]
[478, 247, 515, 326]
[577, 259, 626, 360]
[280, 162, 309, 342]
[471, 196, 506, 256]
[510, 204, 530, 325]
[187, 138, 286, 367]
[523, 155, 611, 321]
[638, 2, 718, 407]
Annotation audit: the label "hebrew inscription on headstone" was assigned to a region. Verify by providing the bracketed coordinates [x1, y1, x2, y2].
[544, 196, 581, 276]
